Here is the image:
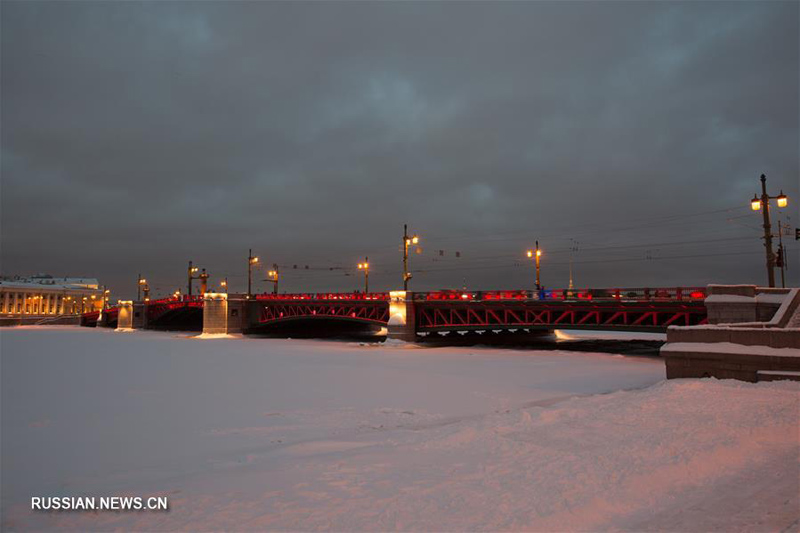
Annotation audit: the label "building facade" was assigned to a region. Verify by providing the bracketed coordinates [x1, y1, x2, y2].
[0, 275, 105, 316]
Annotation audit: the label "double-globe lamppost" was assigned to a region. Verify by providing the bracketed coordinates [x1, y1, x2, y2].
[357, 257, 370, 293]
[187, 261, 200, 296]
[750, 174, 788, 288]
[266, 264, 279, 295]
[402, 225, 420, 291]
[526, 241, 542, 291]
[137, 274, 150, 302]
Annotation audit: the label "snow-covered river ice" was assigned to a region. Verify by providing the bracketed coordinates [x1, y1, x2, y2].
[2, 327, 797, 531]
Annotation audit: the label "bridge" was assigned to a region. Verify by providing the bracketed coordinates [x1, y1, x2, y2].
[84, 286, 708, 341]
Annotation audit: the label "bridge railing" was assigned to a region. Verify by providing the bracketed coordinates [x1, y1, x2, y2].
[413, 287, 707, 302]
[254, 292, 391, 301]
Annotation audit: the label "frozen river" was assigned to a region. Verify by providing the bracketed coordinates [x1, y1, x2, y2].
[1, 327, 796, 531]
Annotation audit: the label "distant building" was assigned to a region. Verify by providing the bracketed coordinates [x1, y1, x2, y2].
[0, 275, 104, 316]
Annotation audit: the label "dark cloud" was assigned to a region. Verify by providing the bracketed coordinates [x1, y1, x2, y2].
[2, 1, 798, 298]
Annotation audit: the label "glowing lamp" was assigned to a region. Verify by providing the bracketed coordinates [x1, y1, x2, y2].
[536, 250, 542, 257]
[526, 250, 533, 258]
[777, 191, 788, 208]
[751, 196, 761, 211]
[412, 236, 419, 244]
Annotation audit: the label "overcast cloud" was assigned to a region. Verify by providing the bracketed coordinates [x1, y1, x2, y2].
[2, 1, 798, 298]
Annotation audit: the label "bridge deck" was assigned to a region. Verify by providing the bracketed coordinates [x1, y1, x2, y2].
[89, 287, 707, 334]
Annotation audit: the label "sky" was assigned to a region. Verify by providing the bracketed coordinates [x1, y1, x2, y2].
[2, 1, 798, 299]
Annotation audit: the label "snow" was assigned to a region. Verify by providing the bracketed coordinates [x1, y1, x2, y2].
[1, 327, 798, 532]
[705, 294, 755, 303]
[0, 278, 100, 290]
[758, 370, 800, 377]
[662, 341, 800, 358]
[768, 288, 800, 325]
[555, 329, 666, 341]
[192, 332, 240, 340]
[756, 293, 789, 304]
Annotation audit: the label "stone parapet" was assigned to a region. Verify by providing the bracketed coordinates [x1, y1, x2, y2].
[663, 343, 800, 382]
[667, 326, 800, 349]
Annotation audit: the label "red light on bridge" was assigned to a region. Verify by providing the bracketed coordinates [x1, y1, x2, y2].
[690, 291, 705, 299]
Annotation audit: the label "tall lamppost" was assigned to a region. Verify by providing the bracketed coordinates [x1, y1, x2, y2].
[267, 265, 279, 295]
[402, 224, 420, 290]
[137, 274, 147, 301]
[750, 174, 788, 287]
[526, 241, 542, 291]
[199, 268, 209, 296]
[357, 257, 370, 293]
[247, 249, 259, 298]
[221, 278, 228, 292]
[187, 261, 200, 296]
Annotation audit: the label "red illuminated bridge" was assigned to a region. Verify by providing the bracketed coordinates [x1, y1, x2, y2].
[85, 287, 708, 339]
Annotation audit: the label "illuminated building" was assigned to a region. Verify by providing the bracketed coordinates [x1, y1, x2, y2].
[0, 275, 103, 316]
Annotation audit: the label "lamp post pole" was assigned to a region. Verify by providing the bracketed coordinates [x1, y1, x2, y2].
[248, 250, 253, 297]
[358, 257, 369, 293]
[777, 219, 787, 289]
[187, 261, 200, 296]
[402, 225, 420, 291]
[269, 264, 279, 295]
[526, 242, 543, 292]
[247, 249, 259, 298]
[751, 174, 788, 288]
[759, 175, 775, 288]
[403, 225, 410, 290]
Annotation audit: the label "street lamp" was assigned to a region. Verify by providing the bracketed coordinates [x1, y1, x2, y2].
[187, 261, 200, 296]
[221, 278, 228, 292]
[750, 174, 789, 287]
[137, 274, 147, 301]
[357, 257, 370, 293]
[266, 264, 279, 295]
[247, 249, 259, 298]
[526, 240, 542, 291]
[402, 224, 420, 290]
[199, 268, 209, 296]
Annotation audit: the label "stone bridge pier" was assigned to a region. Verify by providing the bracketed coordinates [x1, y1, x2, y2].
[202, 293, 248, 335]
[116, 301, 147, 330]
[387, 291, 416, 342]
